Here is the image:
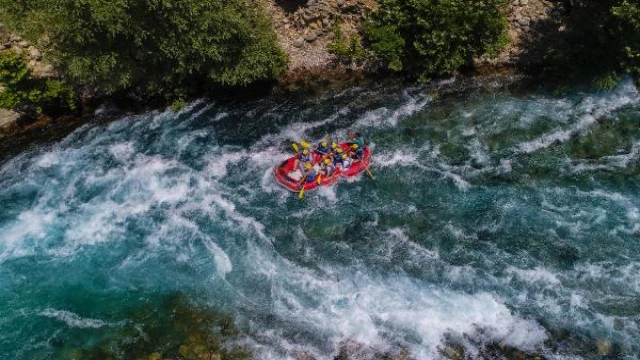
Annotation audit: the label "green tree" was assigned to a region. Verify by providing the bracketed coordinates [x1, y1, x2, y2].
[612, 1, 640, 77]
[0, 0, 288, 100]
[0, 51, 75, 115]
[363, 0, 508, 80]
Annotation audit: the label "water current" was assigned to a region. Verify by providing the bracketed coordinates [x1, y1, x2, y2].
[1, 77, 640, 359]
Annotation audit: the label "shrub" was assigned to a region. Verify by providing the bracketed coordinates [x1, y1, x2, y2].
[0, 51, 75, 115]
[611, 1, 640, 77]
[363, 0, 508, 80]
[328, 22, 367, 65]
[0, 0, 288, 100]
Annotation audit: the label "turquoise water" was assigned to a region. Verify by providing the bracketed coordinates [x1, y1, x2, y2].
[1, 78, 640, 359]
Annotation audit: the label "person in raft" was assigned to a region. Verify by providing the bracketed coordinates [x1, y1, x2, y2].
[349, 143, 364, 160]
[295, 148, 312, 172]
[335, 153, 351, 170]
[303, 163, 318, 183]
[348, 132, 364, 149]
[315, 141, 331, 157]
[320, 157, 335, 177]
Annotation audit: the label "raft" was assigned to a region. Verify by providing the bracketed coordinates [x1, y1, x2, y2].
[273, 143, 372, 192]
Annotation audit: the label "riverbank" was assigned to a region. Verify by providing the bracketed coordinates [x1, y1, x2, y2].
[0, 0, 567, 146]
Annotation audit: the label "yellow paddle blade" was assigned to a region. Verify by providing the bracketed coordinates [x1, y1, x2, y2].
[298, 187, 305, 200]
[300, 140, 311, 148]
[317, 174, 322, 185]
[292, 143, 299, 152]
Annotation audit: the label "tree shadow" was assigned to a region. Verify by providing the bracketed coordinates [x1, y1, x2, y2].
[513, 1, 619, 86]
[274, 0, 306, 14]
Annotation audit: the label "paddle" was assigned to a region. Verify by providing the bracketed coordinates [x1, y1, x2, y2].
[356, 154, 374, 180]
[298, 174, 308, 200]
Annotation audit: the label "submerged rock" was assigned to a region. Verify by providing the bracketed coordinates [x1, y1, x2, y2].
[596, 338, 612, 356]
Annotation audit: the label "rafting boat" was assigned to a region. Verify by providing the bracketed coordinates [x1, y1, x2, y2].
[273, 143, 372, 192]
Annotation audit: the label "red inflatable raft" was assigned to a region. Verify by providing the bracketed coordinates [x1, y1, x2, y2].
[273, 143, 372, 192]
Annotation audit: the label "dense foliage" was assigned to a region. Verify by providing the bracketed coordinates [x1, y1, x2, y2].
[0, 51, 75, 115]
[328, 22, 367, 66]
[528, 0, 640, 87]
[0, 0, 288, 100]
[363, 0, 508, 80]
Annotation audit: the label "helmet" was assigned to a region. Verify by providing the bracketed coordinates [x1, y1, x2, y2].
[321, 141, 328, 147]
[331, 142, 338, 149]
[302, 149, 309, 155]
[336, 148, 343, 154]
[351, 144, 359, 150]
[324, 158, 331, 165]
[305, 163, 312, 170]
[341, 154, 348, 159]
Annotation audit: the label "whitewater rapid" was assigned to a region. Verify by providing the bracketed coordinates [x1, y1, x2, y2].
[1, 78, 640, 359]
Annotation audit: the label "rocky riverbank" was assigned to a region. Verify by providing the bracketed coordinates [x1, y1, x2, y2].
[1, 0, 569, 151]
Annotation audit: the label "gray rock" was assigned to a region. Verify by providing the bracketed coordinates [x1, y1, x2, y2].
[322, 17, 330, 27]
[10, 34, 22, 42]
[304, 32, 317, 42]
[29, 48, 42, 61]
[18, 40, 29, 48]
[337, 0, 344, 6]
[519, 0, 529, 5]
[614, 318, 624, 330]
[0, 44, 5, 51]
[293, 37, 305, 48]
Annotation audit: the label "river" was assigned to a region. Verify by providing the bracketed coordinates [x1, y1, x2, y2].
[1, 77, 639, 359]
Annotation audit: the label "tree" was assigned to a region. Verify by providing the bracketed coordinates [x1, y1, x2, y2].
[363, 0, 508, 80]
[0, 0, 288, 100]
[0, 51, 75, 116]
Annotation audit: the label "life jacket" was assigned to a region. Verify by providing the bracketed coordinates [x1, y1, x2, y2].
[298, 151, 311, 163]
[352, 137, 364, 148]
[316, 144, 331, 155]
[322, 163, 335, 176]
[306, 169, 317, 182]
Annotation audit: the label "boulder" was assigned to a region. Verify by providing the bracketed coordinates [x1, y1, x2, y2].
[293, 37, 305, 48]
[441, 346, 463, 360]
[596, 339, 612, 357]
[304, 32, 317, 42]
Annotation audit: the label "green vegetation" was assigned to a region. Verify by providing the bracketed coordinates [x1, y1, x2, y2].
[362, 0, 509, 80]
[537, 0, 640, 87]
[0, 51, 75, 115]
[328, 22, 367, 66]
[0, 0, 288, 102]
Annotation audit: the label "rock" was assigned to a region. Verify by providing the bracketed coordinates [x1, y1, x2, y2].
[293, 37, 305, 48]
[0, 44, 5, 51]
[304, 32, 317, 42]
[28, 59, 37, 69]
[147, 353, 162, 360]
[441, 346, 463, 360]
[322, 17, 330, 27]
[596, 338, 612, 356]
[519, 0, 529, 5]
[18, 40, 29, 48]
[613, 318, 624, 330]
[9, 34, 22, 42]
[29, 47, 42, 61]
[337, 0, 344, 6]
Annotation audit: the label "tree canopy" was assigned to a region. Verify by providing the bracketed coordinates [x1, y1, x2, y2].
[363, 0, 508, 80]
[0, 0, 288, 100]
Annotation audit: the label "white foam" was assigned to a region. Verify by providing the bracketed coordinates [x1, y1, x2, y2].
[516, 78, 639, 154]
[506, 266, 562, 286]
[40, 309, 116, 329]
